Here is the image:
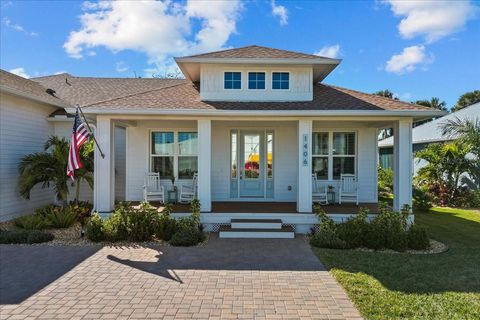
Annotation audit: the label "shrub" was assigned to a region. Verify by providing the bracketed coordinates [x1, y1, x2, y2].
[309, 229, 347, 249]
[408, 224, 430, 250]
[378, 167, 393, 194]
[127, 202, 158, 241]
[310, 204, 346, 249]
[366, 209, 408, 252]
[413, 186, 433, 211]
[85, 213, 106, 242]
[0, 230, 54, 244]
[190, 199, 201, 225]
[337, 208, 370, 248]
[69, 201, 92, 226]
[169, 220, 206, 246]
[14, 214, 49, 230]
[46, 206, 78, 228]
[156, 214, 177, 241]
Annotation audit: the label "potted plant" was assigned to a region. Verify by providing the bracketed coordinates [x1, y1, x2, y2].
[170, 175, 177, 191]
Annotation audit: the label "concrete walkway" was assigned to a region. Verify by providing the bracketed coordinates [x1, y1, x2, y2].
[0, 235, 361, 319]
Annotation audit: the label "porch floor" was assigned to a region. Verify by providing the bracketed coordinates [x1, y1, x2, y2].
[146, 201, 379, 214]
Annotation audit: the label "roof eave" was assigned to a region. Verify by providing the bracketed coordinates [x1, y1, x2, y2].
[73, 108, 446, 119]
[0, 85, 68, 108]
[174, 57, 341, 65]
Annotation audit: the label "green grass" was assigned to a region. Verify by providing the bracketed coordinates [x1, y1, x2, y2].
[313, 207, 480, 320]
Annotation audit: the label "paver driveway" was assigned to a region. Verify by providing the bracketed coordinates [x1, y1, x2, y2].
[0, 235, 361, 319]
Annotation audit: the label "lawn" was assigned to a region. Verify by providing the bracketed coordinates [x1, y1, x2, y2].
[313, 207, 480, 320]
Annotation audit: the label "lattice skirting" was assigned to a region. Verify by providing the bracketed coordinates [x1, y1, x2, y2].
[204, 223, 297, 232]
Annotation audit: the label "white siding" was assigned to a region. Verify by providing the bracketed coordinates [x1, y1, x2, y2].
[0, 94, 56, 221]
[312, 123, 378, 203]
[126, 120, 197, 201]
[54, 121, 126, 203]
[200, 64, 313, 102]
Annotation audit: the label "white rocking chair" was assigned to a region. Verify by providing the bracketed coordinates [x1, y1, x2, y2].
[179, 172, 198, 204]
[143, 172, 165, 204]
[339, 174, 359, 205]
[312, 174, 328, 205]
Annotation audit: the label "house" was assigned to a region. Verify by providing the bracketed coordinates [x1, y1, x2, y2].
[378, 102, 480, 174]
[0, 70, 127, 221]
[1, 45, 444, 234]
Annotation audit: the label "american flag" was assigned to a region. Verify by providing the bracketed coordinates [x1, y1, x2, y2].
[67, 109, 90, 180]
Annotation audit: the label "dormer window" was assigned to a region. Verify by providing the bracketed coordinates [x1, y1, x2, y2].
[272, 72, 289, 90]
[224, 72, 241, 89]
[248, 72, 265, 89]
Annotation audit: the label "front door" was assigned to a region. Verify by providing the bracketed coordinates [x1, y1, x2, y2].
[239, 131, 265, 197]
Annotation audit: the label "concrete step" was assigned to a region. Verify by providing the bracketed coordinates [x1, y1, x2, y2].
[231, 218, 282, 230]
[219, 225, 295, 239]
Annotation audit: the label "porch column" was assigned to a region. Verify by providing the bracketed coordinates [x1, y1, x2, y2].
[297, 120, 313, 213]
[197, 119, 212, 212]
[94, 116, 115, 216]
[393, 119, 413, 211]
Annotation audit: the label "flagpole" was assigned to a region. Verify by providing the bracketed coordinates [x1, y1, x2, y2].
[76, 104, 105, 159]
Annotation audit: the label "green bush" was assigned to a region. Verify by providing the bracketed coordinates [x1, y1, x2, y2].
[0, 230, 54, 244]
[408, 224, 430, 250]
[337, 208, 370, 248]
[14, 214, 49, 230]
[127, 202, 158, 241]
[413, 186, 433, 211]
[364, 208, 409, 251]
[378, 167, 393, 194]
[85, 213, 106, 242]
[46, 206, 78, 228]
[156, 214, 177, 241]
[310, 229, 347, 249]
[169, 220, 206, 246]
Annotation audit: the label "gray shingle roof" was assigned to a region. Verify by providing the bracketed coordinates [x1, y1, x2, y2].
[177, 45, 337, 60]
[83, 81, 435, 112]
[0, 69, 66, 107]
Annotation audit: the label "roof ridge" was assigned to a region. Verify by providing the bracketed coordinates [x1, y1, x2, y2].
[84, 81, 189, 107]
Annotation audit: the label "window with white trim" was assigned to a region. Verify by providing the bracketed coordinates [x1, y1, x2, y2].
[248, 72, 265, 89]
[224, 72, 241, 89]
[272, 72, 289, 89]
[151, 131, 198, 179]
[312, 131, 356, 180]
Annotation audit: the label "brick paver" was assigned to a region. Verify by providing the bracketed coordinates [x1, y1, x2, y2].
[0, 235, 361, 319]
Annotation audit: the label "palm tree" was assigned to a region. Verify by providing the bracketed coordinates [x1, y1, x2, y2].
[18, 136, 94, 203]
[451, 90, 480, 112]
[440, 117, 480, 189]
[374, 89, 398, 100]
[415, 97, 447, 111]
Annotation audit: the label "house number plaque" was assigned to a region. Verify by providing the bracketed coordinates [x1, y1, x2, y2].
[302, 134, 309, 167]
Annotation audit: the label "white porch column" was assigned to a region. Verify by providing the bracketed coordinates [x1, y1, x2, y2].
[197, 119, 212, 212]
[94, 116, 115, 216]
[297, 120, 313, 213]
[393, 119, 413, 211]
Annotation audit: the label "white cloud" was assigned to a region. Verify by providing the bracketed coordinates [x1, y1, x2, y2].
[271, 0, 288, 26]
[314, 44, 341, 58]
[3, 17, 38, 36]
[9, 67, 30, 78]
[385, 0, 477, 43]
[116, 61, 128, 73]
[385, 45, 433, 74]
[64, 0, 242, 71]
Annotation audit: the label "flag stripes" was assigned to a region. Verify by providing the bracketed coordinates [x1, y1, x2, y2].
[67, 109, 90, 180]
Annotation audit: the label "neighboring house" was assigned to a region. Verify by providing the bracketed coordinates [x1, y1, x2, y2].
[1, 45, 444, 233]
[378, 102, 480, 174]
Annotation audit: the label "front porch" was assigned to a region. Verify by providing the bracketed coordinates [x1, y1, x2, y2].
[149, 201, 379, 214]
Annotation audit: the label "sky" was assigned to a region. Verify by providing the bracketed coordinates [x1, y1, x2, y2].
[1, 0, 479, 109]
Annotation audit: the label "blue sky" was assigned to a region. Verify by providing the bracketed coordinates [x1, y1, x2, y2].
[1, 0, 479, 108]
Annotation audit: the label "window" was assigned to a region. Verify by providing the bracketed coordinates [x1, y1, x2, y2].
[332, 132, 355, 179]
[248, 72, 265, 89]
[312, 133, 329, 180]
[267, 132, 273, 178]
[224, 72, 241, 89]
[272, 72, 289, 90]
[151, 131, 197, 179]
[312, 132, 356, 180]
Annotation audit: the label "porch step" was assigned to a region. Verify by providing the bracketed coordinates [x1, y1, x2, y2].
[219, 225, 295, 239]
[231, 218, 282, 230]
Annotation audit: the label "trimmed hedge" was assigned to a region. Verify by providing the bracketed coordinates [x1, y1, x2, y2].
[0, 230, 54, 244]
[310, 204, 430, 252]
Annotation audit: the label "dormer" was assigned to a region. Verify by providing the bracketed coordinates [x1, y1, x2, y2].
[175, 45, 340, 102]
